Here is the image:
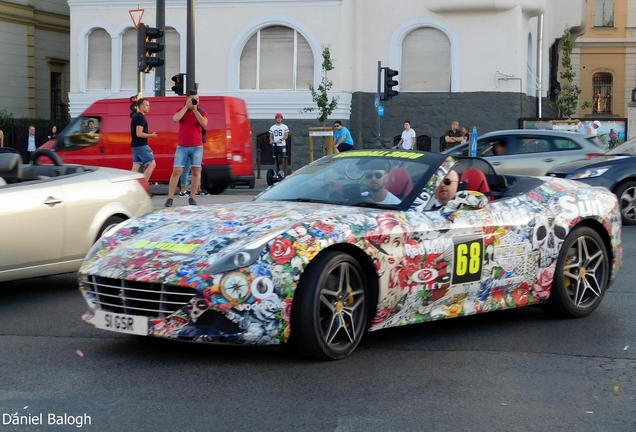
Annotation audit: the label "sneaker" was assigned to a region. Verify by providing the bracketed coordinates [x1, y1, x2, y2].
[164, 198, 173, 208]
[196, 190, 210, 196]
[179, 190, 190, 197]
[188, 197, 197, 206]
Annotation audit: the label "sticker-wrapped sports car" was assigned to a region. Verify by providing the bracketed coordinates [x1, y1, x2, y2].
[79, 151, 622, 360]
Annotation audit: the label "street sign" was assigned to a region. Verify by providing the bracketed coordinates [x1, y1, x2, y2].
[129, 9, 145, 29]
[374, 93, 380, 110]
[378, 106, 384, 116]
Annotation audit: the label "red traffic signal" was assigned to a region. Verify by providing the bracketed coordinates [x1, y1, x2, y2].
[171, 73, 185, 95]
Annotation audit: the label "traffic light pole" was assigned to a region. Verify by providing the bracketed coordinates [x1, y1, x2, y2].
[155, 0, 166, 96]
[376, 61, 382, 148]
[186, 0, 196, 91]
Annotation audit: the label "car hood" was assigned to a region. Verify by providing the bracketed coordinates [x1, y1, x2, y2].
[80, 201, 376, 281]
[549, 155, 633, 173]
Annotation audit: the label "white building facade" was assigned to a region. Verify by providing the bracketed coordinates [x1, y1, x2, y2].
[65, 0, 591, 160]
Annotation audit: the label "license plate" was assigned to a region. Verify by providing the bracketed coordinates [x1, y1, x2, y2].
[94, 310, 149, 336]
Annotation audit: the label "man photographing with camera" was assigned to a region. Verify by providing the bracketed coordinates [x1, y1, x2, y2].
[165, 90, 208, 207]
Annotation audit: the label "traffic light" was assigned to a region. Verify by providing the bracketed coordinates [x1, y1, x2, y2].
[137, 24, 164, 73]
[383, 68, 399, 100]
[129, 95, 138, 118]
[171, 73, 186, 95]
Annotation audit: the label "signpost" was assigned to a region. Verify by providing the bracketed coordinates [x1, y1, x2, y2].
[129, 9, 144, 29]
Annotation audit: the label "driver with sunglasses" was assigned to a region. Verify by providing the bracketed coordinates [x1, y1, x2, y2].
[432, 170, 460, 209]
[363, 162, 401, 204]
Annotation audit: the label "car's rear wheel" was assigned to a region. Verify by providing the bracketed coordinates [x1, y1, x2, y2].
[614, 181, 636, 225]
[96, 216, 125, 242]
[291, 251, 368, 360]
[542, 226, 608, 318]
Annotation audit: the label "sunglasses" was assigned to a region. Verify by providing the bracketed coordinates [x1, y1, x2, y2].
[365, 172, 384, 179]
[442, 178, 457, 185]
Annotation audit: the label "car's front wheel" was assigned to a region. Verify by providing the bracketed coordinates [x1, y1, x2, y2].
[614, 181, 636, 225]
[291, 251, 368, 360]
[542, 226, 609, 318]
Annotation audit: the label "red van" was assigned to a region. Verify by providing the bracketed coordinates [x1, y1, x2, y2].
[41, 96, 255, 193]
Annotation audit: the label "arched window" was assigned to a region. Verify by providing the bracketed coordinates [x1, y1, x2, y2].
[401, 27, 450, 92]
[121, 27, 181, 91]
[592, 72, 613, 114]
[87, 28, 112, 90]
[239, 25, 313, 90]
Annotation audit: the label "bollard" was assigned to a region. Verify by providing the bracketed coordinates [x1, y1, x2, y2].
[256, 148, 261, 179]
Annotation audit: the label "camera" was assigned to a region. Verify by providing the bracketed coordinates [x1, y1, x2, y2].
[191, 99, 198, 105]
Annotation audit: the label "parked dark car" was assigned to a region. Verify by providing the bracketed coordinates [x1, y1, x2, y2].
[443, 130, 605, 176]
[548, 137, 636, 225]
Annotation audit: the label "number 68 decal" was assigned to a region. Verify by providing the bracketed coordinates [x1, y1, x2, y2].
[452, 237, 483, 284]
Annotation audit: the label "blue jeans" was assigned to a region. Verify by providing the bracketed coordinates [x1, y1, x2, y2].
[180, 158, 191, 188]
[174, 145, 203, 168]
[131, 145, 155, 165]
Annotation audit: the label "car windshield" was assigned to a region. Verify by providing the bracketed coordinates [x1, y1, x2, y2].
[255, 151, 446, 209]
[606, 137, 636, 156]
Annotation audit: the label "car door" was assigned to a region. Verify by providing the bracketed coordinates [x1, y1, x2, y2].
[0, 181, 65, 274]
[477, 137, 523, 175]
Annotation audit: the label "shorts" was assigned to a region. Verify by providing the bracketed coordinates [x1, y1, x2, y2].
[132, 145, 155, 165]
[272, 144, 286, 159]
[338, 143, 354, 152]
[174, 145, 203, 168]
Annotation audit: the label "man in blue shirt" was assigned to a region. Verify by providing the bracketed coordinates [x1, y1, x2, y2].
[333, 121, 354, 153]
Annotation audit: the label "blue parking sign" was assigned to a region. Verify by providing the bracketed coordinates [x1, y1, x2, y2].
[378, 106, 384, 117]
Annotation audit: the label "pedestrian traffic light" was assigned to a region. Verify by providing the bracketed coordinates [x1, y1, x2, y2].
[129, 95, 138, 118]
[171, 73, 186, 95]
[137, 24, 164, 73]
[383, 68, 399, 100]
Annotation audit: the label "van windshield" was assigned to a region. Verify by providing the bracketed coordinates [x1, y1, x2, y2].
[56, 116, 102, 151]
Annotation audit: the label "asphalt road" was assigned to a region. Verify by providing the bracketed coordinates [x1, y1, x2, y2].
[0, 185, 634, 431]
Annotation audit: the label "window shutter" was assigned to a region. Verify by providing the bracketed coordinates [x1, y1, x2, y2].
[240, 33, 257, 89]
[165, 28, 181, 84]
[402, 28, 450, 92]
[296, 35, 313, 90]
[259, 26, 293, 90]
[87, 29, 112, 90]
[121, 29, 136, 90]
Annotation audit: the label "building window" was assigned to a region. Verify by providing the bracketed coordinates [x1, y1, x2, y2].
[401, 27, 451, 92]
[87, 28, 112, 90]
[121, 27, 180, 91]
[50, 72, 67, 120]
[594, 0, 614, 27]
[239, 25, 313, 90]
[592, 72, 612, 114]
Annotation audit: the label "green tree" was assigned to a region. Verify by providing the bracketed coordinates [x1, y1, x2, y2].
[302, 46, 338, 125]
[551, 27, 591, 118]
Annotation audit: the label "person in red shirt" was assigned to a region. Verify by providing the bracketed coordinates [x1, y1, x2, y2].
[165, 90, 208, 207]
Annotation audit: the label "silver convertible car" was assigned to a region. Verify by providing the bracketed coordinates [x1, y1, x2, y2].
[79, 150, 622, 360]
[0, 148, 152, 282]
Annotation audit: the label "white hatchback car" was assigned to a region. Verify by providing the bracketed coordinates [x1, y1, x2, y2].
[443, 129, 606, 176]
[0, 148, 152, 282]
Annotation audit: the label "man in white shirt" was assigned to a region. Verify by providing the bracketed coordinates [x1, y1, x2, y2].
[269, 113, 289, 175]
[393, 121, 416, 150]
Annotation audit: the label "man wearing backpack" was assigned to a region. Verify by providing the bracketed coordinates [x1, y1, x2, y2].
[165, 89, 208, 207]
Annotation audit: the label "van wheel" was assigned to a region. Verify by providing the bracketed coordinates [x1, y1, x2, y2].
[207, 183, 228, 195]
[248, 179, 255, 189]
[229, 182, 236, 189]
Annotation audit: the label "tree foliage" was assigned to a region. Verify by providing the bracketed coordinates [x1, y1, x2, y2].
[550, 27, 591, 118]
[302, 46, 339, 125]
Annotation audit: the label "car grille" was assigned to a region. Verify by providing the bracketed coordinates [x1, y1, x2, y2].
[83, 276, 194, 318]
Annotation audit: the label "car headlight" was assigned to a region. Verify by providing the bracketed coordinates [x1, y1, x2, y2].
[568, 167, 610, 179]
[208, 229, 286, 274]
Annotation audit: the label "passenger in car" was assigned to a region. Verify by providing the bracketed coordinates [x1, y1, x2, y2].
[432, 170, 459, 210]
[363, 161, 401, 205]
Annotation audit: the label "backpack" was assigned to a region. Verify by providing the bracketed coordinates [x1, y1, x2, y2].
[198, 108, 207, 143]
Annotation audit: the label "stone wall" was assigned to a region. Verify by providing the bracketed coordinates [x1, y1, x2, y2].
[250, 92, 559, 169]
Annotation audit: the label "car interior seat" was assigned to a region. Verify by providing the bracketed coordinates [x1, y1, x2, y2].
[0, 153, 23, 183]
[460, 168, 493, 201]
[386, 167, 414, 200]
